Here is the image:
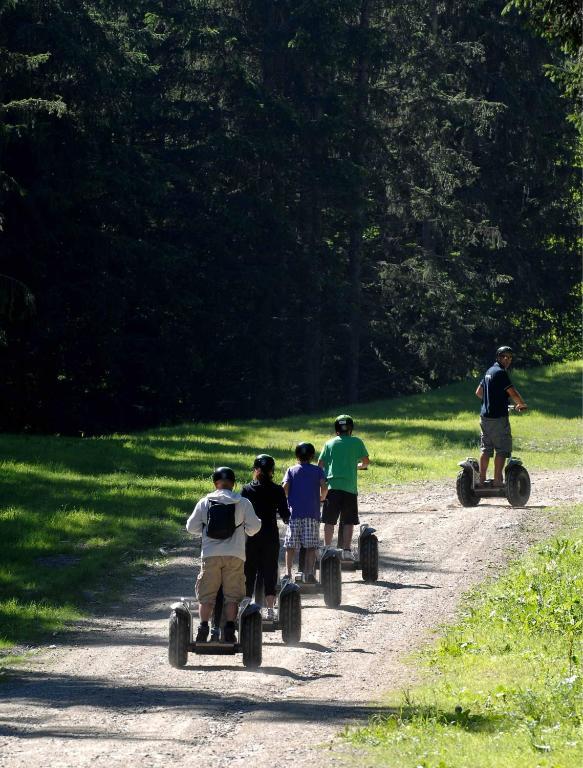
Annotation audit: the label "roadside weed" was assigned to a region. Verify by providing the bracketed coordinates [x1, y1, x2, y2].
[343, 505, 583, 767]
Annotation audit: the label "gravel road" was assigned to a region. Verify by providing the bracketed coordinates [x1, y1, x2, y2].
[0, 469, 581, 768]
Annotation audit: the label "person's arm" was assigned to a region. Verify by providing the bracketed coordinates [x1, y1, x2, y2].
[282, 468, 291, 498]
[186, 500, 205, 535]
[241, 498, 261, 537]
[507, 386, 527, 411]
[320, 478, 328, 501]
[475, 384, 484, 399]
[357, 438, 369, 470]
[277, 486, 290, 524]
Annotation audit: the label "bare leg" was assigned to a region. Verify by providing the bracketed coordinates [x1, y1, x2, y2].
[324, 523, 334, 546]
[199, 602, 213, 622]
[342, 524, 354, 551]
[479, 453, 490, 483]
[494, 454, 506, 485]
[265, 594, 275, 609]
[224, 602, 238, 622]
[285, 548, 295, 576]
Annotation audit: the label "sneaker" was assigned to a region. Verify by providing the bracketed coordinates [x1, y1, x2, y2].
[266, 608, 275, 621]
[223, 622, 237, 643]
[342, 549, 355, 561]
[210, 626, 221, 642]
[195, 623, 209, 643]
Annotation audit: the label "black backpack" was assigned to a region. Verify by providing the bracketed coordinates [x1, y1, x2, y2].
[205, 499, 241, 540]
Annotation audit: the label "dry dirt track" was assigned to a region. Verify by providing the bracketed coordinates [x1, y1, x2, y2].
[1, 469, 581, 768]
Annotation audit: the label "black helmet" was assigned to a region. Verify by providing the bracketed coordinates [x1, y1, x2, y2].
[334, 414, 354, 434]
[295, 442, 315, 461]
[212, 466, 235, 483]
[496, 346, 513, 358]
[253, 454, 275, 472]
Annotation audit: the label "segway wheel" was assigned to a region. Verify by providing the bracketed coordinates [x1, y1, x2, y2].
[321, 555, 342, 608]
[168, 610, 189, 668]
[298, 546, 306, 573]
[241, 610, 262, 669]
[280, 589, 302, 645]
[506, 465, 531, 507]
[456, 468, 480, 507]
[254, 574, 265, 608]
[361, 534, 379, 584]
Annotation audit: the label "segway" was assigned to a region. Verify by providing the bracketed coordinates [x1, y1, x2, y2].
[336, 522, 379, 584]
[168, 594, 263, 669]
[456, 456, 531, 507]
[456, 406, 531, 507]
[253, 573, 302, 645]
[297, 545, 343, 607]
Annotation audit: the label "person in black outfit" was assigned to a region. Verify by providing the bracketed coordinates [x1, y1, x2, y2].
[242, 454, 290, 620]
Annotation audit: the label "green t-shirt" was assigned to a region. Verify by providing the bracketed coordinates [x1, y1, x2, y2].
[318, 435, 369, 495]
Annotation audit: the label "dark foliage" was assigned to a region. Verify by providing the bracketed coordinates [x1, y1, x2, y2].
[0, 0, 578, 434]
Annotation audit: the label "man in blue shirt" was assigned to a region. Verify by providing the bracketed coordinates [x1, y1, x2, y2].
[475, 346, 528, 486]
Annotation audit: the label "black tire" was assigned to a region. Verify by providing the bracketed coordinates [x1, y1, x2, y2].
[321, 555, 342, 608]
[168, 610, 189, 668]
[241, 610, 262, 668]
[298, 546, 306, 573]
[456, 468, 480, 507]
[361, 534, 379, 583]
[280, 589, 302, 645]
[254, 574, 265, 607]
[506, 465, 531, 507]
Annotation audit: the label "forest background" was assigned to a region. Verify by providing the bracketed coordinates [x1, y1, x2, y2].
[1, 0, 580, 435]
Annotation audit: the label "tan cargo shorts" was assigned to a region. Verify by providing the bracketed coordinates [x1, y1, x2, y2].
[195, 555, 245, 604]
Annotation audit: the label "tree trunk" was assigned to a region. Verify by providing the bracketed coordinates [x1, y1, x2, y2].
[346, 0, 370, 403]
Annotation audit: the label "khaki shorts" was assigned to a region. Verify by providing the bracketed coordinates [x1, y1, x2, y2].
[196, 555, 245, 605]
[480, 416, 512, 458]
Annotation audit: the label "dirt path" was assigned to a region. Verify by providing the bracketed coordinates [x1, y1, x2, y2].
[0, 469, 581, 768]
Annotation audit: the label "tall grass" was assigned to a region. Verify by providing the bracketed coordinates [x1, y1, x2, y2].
[343, 504, 583, 767]
[0, 361, 580, 648]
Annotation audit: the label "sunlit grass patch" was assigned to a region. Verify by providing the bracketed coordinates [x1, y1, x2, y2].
[342, 504, 583, 767]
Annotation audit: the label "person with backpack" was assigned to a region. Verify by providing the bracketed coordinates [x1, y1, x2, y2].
[241, 454, 290, 620]
[282, 442, 328, 582]
[186, 466, 261, 643]
[318, 414, 369, 560]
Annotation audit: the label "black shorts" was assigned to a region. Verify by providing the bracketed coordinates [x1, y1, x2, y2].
[321, 489, 359, 526]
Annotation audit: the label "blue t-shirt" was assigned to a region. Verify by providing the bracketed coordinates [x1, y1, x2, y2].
[480, 362, 512, 418]
[283, 463, 326, 520]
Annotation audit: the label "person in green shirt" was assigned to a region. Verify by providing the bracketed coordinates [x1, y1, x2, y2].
[318, 414, 369, 561]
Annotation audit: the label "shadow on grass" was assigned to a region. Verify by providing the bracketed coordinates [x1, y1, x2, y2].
[360, 703, 508, 735]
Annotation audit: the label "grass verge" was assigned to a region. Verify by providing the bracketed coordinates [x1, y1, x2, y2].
[0, 360, 580, 649]
[342, 504, 583, 768]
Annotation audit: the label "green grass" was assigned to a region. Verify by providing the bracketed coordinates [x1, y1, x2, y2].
[0, 360, 580, 649]
[342, 504, 583, 768]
